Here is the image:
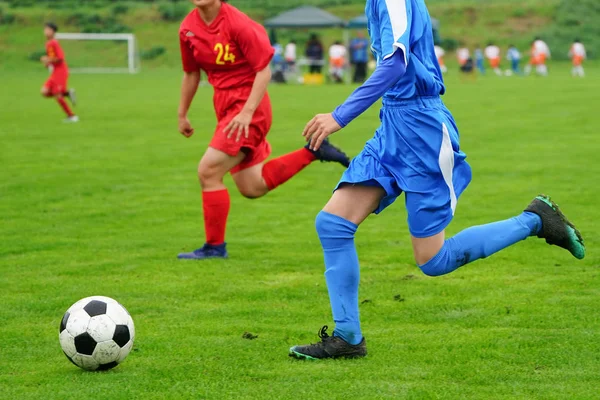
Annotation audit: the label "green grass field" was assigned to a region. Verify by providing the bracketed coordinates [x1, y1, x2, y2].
[1, 65, 599, 399]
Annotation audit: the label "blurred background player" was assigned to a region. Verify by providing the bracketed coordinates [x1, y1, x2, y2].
[289, 0, 585, 360]
[457, 45, 470, 68]
[176, 0, 350, 260]
[569, 39, 586, 78]
[506, 44, 521, 75]
[434, 44, 447, 73]
[328, 40, 347, 83]
[350, 32, 369, 83]
[40, 22, 77, 122]
[525, 37, 550, 76]
[484, 42, 502, 76]
[474, 45, 485, 74]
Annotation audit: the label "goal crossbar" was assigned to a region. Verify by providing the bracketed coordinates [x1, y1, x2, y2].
[55, 32, 139, 74]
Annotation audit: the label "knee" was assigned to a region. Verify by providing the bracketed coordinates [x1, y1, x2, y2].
[315, 211, 356, 239]
[41, 88, 51, 97]
[197, 164, 222, 189]
[416, 244, 451, 277]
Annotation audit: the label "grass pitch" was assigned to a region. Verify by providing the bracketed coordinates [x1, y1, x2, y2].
[1, 66, 599, 399]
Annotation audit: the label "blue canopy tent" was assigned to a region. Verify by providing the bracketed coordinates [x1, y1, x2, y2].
[264, 6, 346, 29]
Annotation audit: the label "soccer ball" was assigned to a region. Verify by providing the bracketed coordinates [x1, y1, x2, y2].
[59, 296, 135, 371]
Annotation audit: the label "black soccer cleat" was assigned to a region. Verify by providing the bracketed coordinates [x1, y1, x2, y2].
[305, 139, 350, 168]
[289, 326, 367, 360]
[524, 194, 585, 259]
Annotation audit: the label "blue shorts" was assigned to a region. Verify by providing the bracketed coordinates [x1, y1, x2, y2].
[335, 96, 472, 238]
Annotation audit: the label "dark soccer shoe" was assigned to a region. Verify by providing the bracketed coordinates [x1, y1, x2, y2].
[177, 243, 228, 260]
[305, 140, 351, 168]
[525, 194, 585, 259]
[289, 326, 367, 360]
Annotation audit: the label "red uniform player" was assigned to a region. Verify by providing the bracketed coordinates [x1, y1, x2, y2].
[177, 0, 350, 260]
[41, 23, 78, 122]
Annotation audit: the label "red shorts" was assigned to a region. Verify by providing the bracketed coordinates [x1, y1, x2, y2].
[43, 71, 68, 95]
[211, 86, 272, 174]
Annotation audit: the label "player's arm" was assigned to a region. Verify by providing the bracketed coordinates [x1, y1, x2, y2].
[224, 21, 274, 141]
[304, 0, 413, 150]
[303, 52, 406, 150]
[178, 70, 200, 137]
[177, 32, 202, 138]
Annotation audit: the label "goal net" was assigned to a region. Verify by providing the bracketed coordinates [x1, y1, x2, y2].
[55, 33, 140, 74]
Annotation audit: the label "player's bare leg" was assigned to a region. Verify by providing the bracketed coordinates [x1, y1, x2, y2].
[231, 163, 269, 199]
[232, 142, 350, 199]
[289, 184, 383, 360]
[40, 86, 52, 98]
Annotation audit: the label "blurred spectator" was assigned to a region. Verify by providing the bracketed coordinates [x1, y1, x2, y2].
[306, 34, 324, 74]
[284, 40, 297, 73]
[434, 45, 447, 73]
[329, 41, 347, 83]
[271, 42, 286, 83]
[506, 44, 521, 75]
[569, 39, 586, 78]
[350, 32, 369, 82]
[484, 42, 502, 76]
[474, 45, 485, 74]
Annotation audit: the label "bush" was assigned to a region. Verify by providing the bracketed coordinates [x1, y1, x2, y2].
[440, 38, 459, 51]
[1, 14, 16, 24]
[29, 50, 47, 62]
[538, 0, 600, 60]
[112, 5, 129, 16]
[158, 3, 189, 22]
[140, 46, 166, 60]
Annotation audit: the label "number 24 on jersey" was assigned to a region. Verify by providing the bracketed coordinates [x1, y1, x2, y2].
[214, 43, 235, 65]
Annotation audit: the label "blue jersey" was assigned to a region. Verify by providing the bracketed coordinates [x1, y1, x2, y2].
[366, 0, 444, 100]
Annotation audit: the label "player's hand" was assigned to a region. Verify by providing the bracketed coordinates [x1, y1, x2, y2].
[178, 116, 194, 138]
[224, 110, 252, 142]
[302, 113, 342, 151]
[40, 56, 49, 65]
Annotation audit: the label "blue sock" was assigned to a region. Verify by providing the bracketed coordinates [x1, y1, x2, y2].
[315, 211, 363, 345]
[419, 212, 542, 276]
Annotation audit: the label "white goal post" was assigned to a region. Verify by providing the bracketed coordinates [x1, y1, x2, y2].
[55, 33, 140, 74]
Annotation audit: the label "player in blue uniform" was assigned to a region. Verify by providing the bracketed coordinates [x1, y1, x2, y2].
[289, 0, 585, 360]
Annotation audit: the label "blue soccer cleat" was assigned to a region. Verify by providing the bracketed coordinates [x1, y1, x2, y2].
[177, 243, 228, 260]
[306, 139, 350, 168]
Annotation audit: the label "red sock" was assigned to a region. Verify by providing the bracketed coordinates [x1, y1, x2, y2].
[57, 97, 74, 117]
[202, 189, 230, 245]
[261, 148, 317, 190]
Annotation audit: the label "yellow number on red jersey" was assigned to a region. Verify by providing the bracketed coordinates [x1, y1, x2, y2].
[214, 43, 235, 65]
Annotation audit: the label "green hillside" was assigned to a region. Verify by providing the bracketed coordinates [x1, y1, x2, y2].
[0, 0, 596, 71]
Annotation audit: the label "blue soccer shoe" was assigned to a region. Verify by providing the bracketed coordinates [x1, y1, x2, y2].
[177, 243, 228, 260]
[305, 139, 350, 167]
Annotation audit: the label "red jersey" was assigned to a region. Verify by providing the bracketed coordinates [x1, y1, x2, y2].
[179, 3, 274, 90]
[46, 39, 68, 74]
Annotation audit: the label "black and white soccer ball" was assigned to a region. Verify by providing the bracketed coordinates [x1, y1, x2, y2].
[59, 296, 135, 371]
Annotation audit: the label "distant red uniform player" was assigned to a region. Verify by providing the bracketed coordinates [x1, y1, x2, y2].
[177, 0, 349, 260]
[41, 23, 78, 122]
